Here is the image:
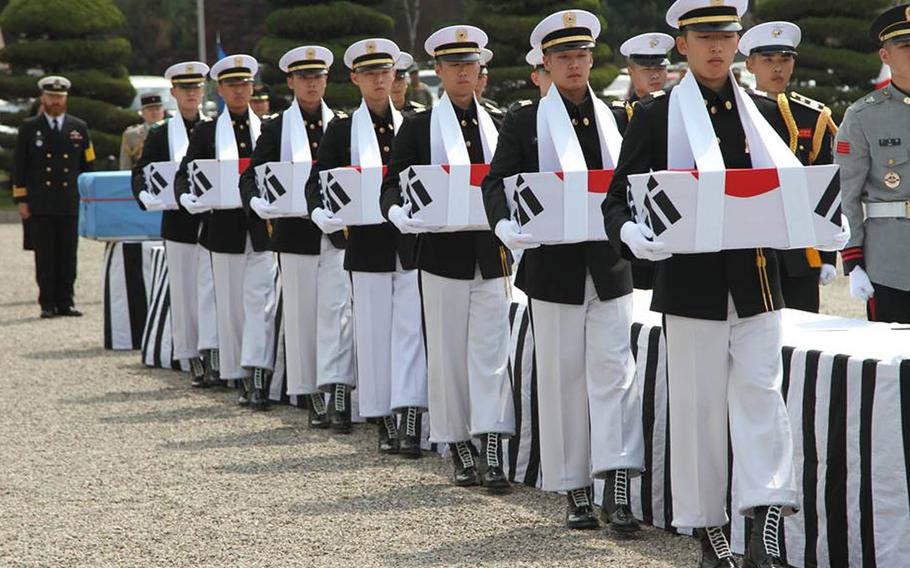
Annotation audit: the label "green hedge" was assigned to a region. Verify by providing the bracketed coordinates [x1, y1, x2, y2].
[797, 16, 878, 53]
[67, 97, 141, 134]
[0, 131, 17, 149]
[0, 37, 131, 69]
[797, 43, 880, 88]
[254, 35, 365, 70]
[755, 0, 891, 21]
[267, 0, 382, 6]
[324, 82, 363, 112]
[88, 128, 122, 161]
[265, 2, 393, 38]
[0, 0, 125, 37]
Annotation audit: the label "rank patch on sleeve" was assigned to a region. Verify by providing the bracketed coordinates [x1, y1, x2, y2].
[836, 141, 850, 155]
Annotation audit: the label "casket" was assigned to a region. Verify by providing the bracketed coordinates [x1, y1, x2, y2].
[319, 165, 387, 226]
[399, 164, 490, 232]
[187, 158, 245, 210]
[254, 161, 310, 217]
[78, 171, 161, 241]
[143, 161, 180, 210]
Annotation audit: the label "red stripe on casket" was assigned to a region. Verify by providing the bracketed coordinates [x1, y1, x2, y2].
[551, 170, 614, 193]
[440, 163, 491, 187]
[353, 165, 388, 176]
[686, 168, 781, 198]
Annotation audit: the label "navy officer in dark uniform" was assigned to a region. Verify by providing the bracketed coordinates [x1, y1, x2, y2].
[13, 75, 94, 318]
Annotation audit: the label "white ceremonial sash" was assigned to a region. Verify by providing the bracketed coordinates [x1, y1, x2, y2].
[166, 112, 202, 162]
[429, 93, 498, 226]
[667, 71, 810, 250]
[215, 106, 261, 160]
[349, 98, 402, 223]
[536, 82, 623, 242]
[280, 99, 333, 162]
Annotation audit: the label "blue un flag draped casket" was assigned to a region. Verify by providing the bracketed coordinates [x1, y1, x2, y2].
[78, 171, 161, 240]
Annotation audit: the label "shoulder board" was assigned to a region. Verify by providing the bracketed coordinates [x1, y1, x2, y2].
[149, 119, 166, 131]
[611, 100, 626, 109]
[409, 101, 425, 110]
[484, 104, 503, 115]
[639, 90, 667, 106]
[747, 88, 773, 101]
[789, 91, 826, 113]
[508, 99, 534, 113]
[412, 105, 429, 114]
[852, 88, 888, 113]
[334, 111, 349, 119]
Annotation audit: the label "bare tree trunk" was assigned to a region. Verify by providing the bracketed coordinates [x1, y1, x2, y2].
[401, 0, 421, 54]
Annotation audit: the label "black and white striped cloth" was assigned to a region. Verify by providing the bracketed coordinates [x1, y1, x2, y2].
[102, 241, 156, 350]
[502, 291, 910, 567]
[140, 244, 183, 370]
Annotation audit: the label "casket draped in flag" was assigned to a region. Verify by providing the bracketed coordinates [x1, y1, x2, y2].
[504, 169, 613, 244]
[319, 165, 387, 226]
[187, 158, 243, 210]
[143, 161, 180, 210]
[78, 171, 161, 240]
[254, 161, 310, 217]
[399, 164, 490, 232]
[627, 165, 842, 253]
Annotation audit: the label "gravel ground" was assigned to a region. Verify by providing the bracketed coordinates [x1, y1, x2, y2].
[0, 224, 865, 567]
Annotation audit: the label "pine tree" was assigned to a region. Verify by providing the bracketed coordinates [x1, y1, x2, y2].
[754, 0, 891, 120]
[0, 0, 138, 171]
[466, 0, 619, 104]
[254, 0, 394, 111]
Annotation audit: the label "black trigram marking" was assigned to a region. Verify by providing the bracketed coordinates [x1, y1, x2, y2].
[512, 175, 545, 226]
[323, 172, 351, 214]
[406, 169, 433, 213]
[642, 175, 682, 236]
[813, 170, 842, 224]
[191, 166, 213, 196]
[150, 169, 169, 195]
[264, 166, 287, 204]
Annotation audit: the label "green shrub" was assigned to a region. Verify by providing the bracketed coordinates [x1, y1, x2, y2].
[1, 0, 125, 37]
[0, 37, 131, 69]
[67, 97, 141, 133]
[265, 2, 393, 38]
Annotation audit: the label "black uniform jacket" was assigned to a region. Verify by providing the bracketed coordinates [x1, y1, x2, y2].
[131, 115, 204, 244]
[305, 105, 417, 272]
[13, 114, 94, 216]
[174, 109, 269, 254]
[239, 105, 346, 254]
[379, 101, 512, 280]
[760, 90, 837, 278]
[603, 79, 786, 321]
[482, 93, 633, 305]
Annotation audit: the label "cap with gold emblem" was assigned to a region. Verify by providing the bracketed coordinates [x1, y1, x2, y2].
[344, 38, 400, 72]
[164, 61, 209, 88]
[525, 47, 544, 70]
[424, 25, 488, 62]
[620, 32, 674, 67]
[210, 54, 258, 83]
[140, 93, 164, 108]
[870, 3, 910, 45]
[665, 0, 747, 32]
[739, 21, 801, 57]
[530, 10, 600, 53]
[480, 48, 493, 76]
[38, 75, 71, 95]
[251, 82, 270, 102]
[395, 52, 414, 79]
[279, 45, 333, 76]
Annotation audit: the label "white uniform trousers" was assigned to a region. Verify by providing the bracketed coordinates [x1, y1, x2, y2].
[279, 237, 354, 396]
[351, 265, 426, 417]
[210, 238, 277, 380]
[196, 245, 219, 352]
[422, 269, 515, 443]
[531, 277, 644, 492]
[164, 240, 200, 360]
[664, 298, 798, 528]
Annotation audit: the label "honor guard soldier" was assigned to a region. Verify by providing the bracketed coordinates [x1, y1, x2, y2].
[176, 54, 277, 410]
[132, 61, 219, 388]
[13, 75, 95, 318]
[475, 47, 503, 114]
[603, 1, 849, 564]
[526, 47, 551, 97]
[240, 45, 355, 428]
[837, 3, 910, 324]
[391, 52, 425, 114]
[484, 10, 644, 532]
[613, 32, 674, 290]
[120, 93, 165, 170]
[250, 82, 271, 118]
[382, 25, 515, 490]
[740, 21, 839, 313]
[306, 39, 427, 445]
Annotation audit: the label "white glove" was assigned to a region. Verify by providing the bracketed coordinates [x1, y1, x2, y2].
[138, 190, 165, 211]
[817, 216, 851, 252]
[494, 219, 540, 251]
[250, 196, 279, 220]
[179, 192, 211, 215]
[619, 221, 671, 261]
[818, 263, 837, 286]
[849, 266, 875, 301]
[388, 203, 432, 234]
[311, 207, 345, 234]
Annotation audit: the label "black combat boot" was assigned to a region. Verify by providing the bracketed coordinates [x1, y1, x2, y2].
[378, 415, 400, 454]
[565, 486, 599, 529]
[328, 383, 352, 434]
[449, 441, 480, 487]
[398, 407, 422, 459]
[601, 469, 640, 537]
[743, 506, 786, 568]
[249, 368, 270, 411]
[480, 433, 510, 494]
[696, 526, 739, 568]
[238, 377, 252, 406]
[189, 357, 207, 388]
[308, 393, 329, 428]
